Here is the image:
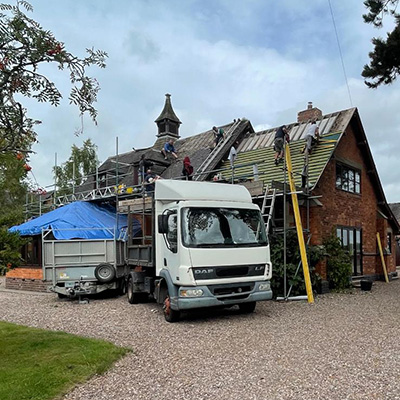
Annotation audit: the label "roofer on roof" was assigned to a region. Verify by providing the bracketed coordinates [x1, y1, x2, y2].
[274, 125, 290, 165]
[161, 139, 178, 160]
[302, 120, 320, 156]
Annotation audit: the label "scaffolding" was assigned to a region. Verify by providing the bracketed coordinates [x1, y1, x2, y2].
[24, 136, 316, 303]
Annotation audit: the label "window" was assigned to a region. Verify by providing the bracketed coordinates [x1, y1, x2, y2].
[386, 232, 392, 254]
[21, 237, 41, 266]
[336, 226, 362, 275]
[181, 207, 267, 248]
[336, 163, 361, 194]
[158, 122, 166, 134]
[166, 212, 178, 253]
[169, 123, 177, 135]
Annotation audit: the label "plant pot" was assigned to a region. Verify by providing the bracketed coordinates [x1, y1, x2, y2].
[360, 280, 373, 291]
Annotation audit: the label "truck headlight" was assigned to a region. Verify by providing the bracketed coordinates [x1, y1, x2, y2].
[259, 282, 270, 291]
[180, 289, 204, 297]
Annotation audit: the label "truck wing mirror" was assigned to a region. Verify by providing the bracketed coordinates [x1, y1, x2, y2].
[158, 215, 169, 234]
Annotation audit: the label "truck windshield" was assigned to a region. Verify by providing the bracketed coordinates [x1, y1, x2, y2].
[181, 207, 268, 248]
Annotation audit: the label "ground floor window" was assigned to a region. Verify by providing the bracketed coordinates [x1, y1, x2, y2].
[336, 226, 362, 275]
[386, 232, 392, 254]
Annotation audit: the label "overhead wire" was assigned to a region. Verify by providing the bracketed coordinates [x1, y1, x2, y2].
[328, 0, 353, 107]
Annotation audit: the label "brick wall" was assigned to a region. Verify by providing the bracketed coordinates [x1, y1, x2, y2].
[307, 123, 396, 278]
[297, 103, 323, 123]
[5, 266, 48, 292]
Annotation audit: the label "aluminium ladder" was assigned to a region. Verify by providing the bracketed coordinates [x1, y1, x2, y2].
[261, 185, 277, 234]
[194, 119, 242, 181]
[285, 144, 314, 304]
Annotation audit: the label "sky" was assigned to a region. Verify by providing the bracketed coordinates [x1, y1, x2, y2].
[20, 0, 400, 202]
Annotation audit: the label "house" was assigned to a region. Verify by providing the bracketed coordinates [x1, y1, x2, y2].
[8, 94, 399, 291]
[389, 203, 400, 267]
[94, 95, 398, 281]
[217, 104, 400, 280]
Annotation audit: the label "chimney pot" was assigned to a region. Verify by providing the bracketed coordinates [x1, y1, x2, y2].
[307, 101, 313, 110]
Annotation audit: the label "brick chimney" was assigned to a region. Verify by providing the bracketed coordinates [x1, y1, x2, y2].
[297, 102, 322, 123]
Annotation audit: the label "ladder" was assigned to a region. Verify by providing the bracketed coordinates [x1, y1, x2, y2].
[261, 185, 276, 234]
[194, 119, 242, 181]
[285, 144, 314, 303]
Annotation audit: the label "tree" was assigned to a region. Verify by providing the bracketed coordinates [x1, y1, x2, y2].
[0, 152, 30, 275]
[0, 1, 108, 154]
[54, 139, 98, 195]
[0, 151, 29, 222]
[362, 0, 400, 88]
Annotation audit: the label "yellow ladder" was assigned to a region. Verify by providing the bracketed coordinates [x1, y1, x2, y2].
[285, 145, 314, 303]
[376, 232, 389, 283]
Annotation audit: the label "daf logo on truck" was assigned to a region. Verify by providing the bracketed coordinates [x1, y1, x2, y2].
[194, 269, 213, 275]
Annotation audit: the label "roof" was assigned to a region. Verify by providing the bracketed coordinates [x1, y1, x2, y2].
[160, 120, 251, 180]
[9, 202, 140, 239]
[220, 131, 341, 189]
[218, 108, 355, 189]
[389, 203, 400, 222]
[154, 93, 181, 124]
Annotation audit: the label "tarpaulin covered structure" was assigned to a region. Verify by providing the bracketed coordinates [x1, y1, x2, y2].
[9, 201, 140, 240]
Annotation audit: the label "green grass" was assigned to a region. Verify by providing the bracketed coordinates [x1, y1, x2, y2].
[0, 321, 130, 400]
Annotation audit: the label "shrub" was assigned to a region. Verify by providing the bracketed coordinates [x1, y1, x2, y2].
[0, 228, 26, 275]
[323, 233, 352, 291]
[270, 230, 323, 298]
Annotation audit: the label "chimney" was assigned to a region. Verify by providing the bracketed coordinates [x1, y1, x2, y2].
[297, 102, 322, 124]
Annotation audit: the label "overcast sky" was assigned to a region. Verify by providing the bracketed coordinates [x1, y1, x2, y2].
[24, 0, 400, 202]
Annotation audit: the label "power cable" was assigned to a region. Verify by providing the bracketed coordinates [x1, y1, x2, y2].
[328, 0, 353, 107]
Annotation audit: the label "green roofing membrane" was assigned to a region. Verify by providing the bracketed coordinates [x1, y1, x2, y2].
[220, 132, 342, 190]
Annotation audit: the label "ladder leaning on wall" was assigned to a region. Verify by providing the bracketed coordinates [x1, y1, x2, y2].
[285, 144, 314, 304]
[260, 185, 276, 235]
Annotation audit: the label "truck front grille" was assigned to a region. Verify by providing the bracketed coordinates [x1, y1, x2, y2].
[193, 264, 264, 280]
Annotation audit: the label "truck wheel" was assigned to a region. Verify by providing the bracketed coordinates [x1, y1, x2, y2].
[94, 263, 116, 283]
[163, 292, 180, 323]
[239, 301, 256, 314]
[127, 277, 145, 304]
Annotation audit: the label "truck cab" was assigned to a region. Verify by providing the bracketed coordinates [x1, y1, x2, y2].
[126, 180, 272, 322]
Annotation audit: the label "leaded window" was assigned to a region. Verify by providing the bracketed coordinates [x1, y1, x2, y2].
[336, 163, 361, 194]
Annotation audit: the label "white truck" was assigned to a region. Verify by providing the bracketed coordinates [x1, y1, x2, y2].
[124, 180, 272, 322]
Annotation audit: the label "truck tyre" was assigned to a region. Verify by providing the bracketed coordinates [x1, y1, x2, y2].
[127, 277, 146, 304]
[238, 301, 256, 314]
[94, 263, 116, 283]
[163, 291, 180, 323]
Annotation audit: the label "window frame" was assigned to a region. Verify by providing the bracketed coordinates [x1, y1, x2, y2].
[386, 232, 392, 254]
[336, 226, 363, 276]
[336, 163, 361, 195]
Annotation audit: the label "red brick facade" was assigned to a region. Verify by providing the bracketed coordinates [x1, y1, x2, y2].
[297, 102, 323, 123]
[307, 123, 396, 279]
[5, 265, 48, 292]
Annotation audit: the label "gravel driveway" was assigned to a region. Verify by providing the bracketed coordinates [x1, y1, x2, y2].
[1, 280, 400, 400]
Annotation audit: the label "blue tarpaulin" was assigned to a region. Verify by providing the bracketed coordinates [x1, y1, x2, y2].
[9, 201, 140, 240]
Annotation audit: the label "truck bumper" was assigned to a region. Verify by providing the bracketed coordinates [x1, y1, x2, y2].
[173, 281, 273, 310]
[51, 281, 117, 297]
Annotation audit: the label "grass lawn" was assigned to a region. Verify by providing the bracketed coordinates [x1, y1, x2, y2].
[0, 321, 130, 400]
